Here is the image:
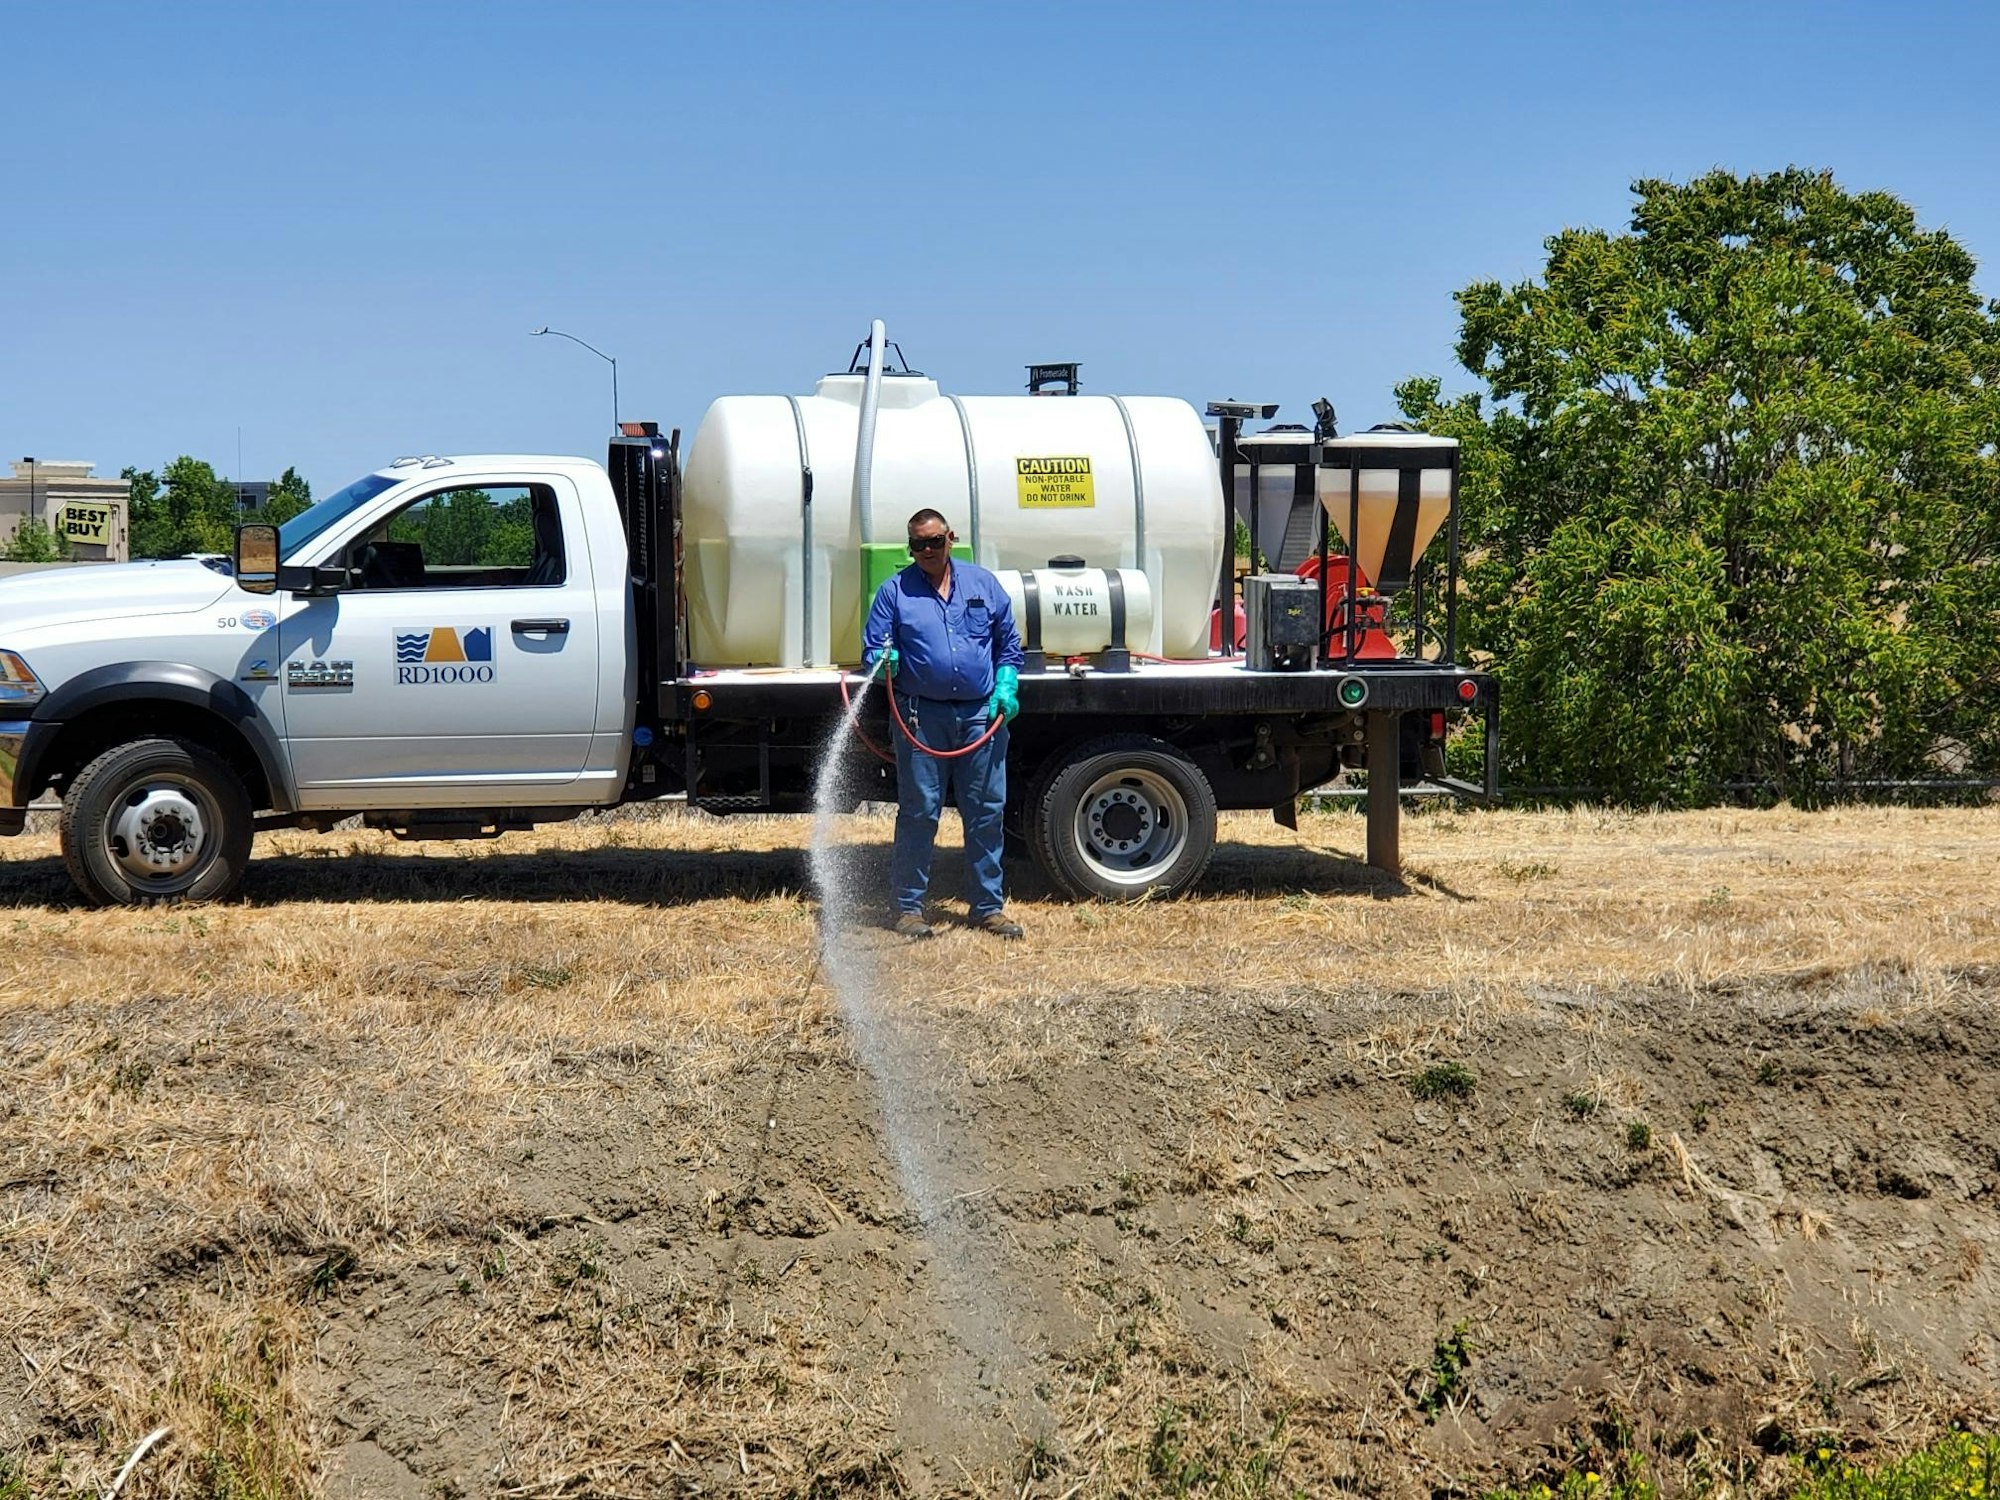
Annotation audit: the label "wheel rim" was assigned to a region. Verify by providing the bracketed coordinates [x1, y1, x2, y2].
[1071, 767, 1189, 887]
[104, 777, 217, 892]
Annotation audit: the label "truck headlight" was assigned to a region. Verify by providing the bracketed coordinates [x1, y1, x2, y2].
[0, 651, 45, 708]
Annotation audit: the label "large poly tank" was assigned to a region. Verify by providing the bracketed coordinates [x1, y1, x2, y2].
[679, 369, 1225, 666]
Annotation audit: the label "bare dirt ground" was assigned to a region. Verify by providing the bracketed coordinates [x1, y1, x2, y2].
[1, 804, 1996, 1498]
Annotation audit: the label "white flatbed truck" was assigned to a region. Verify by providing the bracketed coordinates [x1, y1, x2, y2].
[0, 382, 1496, 907]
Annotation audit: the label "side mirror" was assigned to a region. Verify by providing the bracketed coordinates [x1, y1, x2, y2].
[235, 524, 280, 595]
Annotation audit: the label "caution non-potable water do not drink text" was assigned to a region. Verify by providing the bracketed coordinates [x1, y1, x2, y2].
[1015, 456, 1096, 509]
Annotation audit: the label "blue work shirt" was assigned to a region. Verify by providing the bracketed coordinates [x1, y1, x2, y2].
[863, 560, 1024, 702]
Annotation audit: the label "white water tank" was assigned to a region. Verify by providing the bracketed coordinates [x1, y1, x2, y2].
[994, 563, 1155, 660]
[679, 371, 1224, 666]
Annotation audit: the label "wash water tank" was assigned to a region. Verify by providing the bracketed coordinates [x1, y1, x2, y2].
[679, 368, 1224, 666]
[993, 560, 1155, 662]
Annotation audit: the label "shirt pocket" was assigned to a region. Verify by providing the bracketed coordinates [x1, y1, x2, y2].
[961, 599, 994, 649]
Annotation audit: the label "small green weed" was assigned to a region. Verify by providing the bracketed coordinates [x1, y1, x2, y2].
[302, 1246, 357, 1299]
[1410, 1061, 1476, 1102]
[1142, 1403, 1291, 1496]
[1417, 1321, 1476, 1416]
[1497, 858, 1556, 882]
[1483, 1431, 2000, 1500]
[1788, 1429, 1999, 1499]
[1225, 1212, 1275, 1254]
[1626, 1121, 1653, 1150]
[1019, 1433, 1058, 1484]
[550, 1236, 604, 1290]
[182, 1314, 308, 1500]
[1562, 1091, 1600, 1119]
[1482, 1460, 1655, 1498]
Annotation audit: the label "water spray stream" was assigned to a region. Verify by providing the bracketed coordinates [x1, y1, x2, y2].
[807, 659, 1040, 1436]
[807, 654, 948, 1213]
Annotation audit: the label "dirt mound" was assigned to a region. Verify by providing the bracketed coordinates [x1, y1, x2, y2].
[1, 807, 1996, 1496]
[296, 970, 2000, 1496]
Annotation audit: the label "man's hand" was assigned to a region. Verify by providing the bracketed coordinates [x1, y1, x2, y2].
[987, 664, 1019, 724]
[870, 647, 899, 679]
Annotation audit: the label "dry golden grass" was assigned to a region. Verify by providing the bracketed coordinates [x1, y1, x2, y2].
[0, 803, 1996, 1496]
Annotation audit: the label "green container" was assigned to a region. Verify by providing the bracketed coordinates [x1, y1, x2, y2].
[861, 540, 971, 604]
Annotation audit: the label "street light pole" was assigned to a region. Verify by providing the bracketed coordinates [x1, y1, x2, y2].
[530, 327, 618, 433]
[20, 457, 35, 529]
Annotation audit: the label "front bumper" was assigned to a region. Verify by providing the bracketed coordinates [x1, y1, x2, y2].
[0, 719, 29, 835]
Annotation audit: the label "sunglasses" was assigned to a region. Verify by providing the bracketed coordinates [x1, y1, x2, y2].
[908, 535, 952, 554]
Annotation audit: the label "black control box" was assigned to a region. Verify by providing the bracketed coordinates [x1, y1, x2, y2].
[1244, 574, 1320, 672]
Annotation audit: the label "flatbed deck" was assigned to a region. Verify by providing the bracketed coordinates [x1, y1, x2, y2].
[664, 658, 1492, 719]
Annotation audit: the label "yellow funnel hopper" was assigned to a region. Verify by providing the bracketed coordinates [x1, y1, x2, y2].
[1315, 430, 1457, 595]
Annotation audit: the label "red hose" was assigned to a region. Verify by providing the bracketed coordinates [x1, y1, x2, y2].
[837, 671, 896, 763]
[839, 670, 1007, 761]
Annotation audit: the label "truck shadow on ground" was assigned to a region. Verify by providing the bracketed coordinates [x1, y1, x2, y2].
[0, 838, 1448, 908]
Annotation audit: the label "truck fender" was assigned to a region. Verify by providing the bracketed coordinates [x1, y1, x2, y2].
[21, 661, 295, 813]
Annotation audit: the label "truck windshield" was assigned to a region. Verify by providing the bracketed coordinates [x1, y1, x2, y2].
[278, 473, 402, 556]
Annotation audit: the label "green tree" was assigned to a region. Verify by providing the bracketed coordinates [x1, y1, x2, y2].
[2, 517, 65, 563]
[256, 466, 312, 527]
[160, 457, 242, 556]
[123, 466, 170, 559]
[1400, 168, 2000, 801]
[126, 457, 242, 558]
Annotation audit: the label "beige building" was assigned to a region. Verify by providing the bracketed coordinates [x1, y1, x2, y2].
[0, 460, 129, 563]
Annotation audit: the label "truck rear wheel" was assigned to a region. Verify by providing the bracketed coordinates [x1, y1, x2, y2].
[60, 737, 254, 907]
[1029, 734, 1217, 900]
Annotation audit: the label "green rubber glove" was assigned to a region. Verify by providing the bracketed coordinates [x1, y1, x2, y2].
[987, 664, 1019, 723]
[870, 646, 899, 679]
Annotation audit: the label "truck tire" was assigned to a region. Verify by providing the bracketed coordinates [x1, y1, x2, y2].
[1029, 734, 1217, 901]
[60, 737, 254, 907]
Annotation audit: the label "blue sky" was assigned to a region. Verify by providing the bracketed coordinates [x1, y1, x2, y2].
[5, 0, 1998, 493]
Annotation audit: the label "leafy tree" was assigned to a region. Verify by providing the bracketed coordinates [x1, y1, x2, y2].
[127, 458, 240, 558]
[123, 466, 169, 559]
[386, 488, 538, 568]
[1400, 168, 2000, 801]
[256, 466, 312, 527]
[2, 517, 65, 563]
[161, 457, 242, 556]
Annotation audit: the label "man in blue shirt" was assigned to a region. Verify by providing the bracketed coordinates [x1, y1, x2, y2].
[862, 508, 1025, 940]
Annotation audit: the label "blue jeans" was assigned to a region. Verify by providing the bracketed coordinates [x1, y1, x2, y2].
[891, 694, 1009, 918]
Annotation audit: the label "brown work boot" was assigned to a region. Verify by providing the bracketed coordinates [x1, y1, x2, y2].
[970, 911, 1023, 940]
[892, 911, 935, 940]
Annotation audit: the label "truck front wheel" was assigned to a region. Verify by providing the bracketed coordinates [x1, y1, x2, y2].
[1029, 735, 1217, 901]
[60, 738, 254, 907]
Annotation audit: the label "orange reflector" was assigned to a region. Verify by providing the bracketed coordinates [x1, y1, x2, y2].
[1457, 679, 1478, 702]
[692, 689, 713, 711]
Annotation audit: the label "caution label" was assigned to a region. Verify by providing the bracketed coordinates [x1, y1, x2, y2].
[57, 503, 113, 544]
[1015, 456, 1096, 509]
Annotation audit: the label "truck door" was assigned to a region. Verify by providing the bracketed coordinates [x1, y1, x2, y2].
[278, 477, 602, 809]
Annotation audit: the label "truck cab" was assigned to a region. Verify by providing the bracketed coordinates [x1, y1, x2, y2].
[0, 455, 638, 903]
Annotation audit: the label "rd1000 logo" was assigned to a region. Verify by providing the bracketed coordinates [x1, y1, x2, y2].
[395, 626, 495, 685]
